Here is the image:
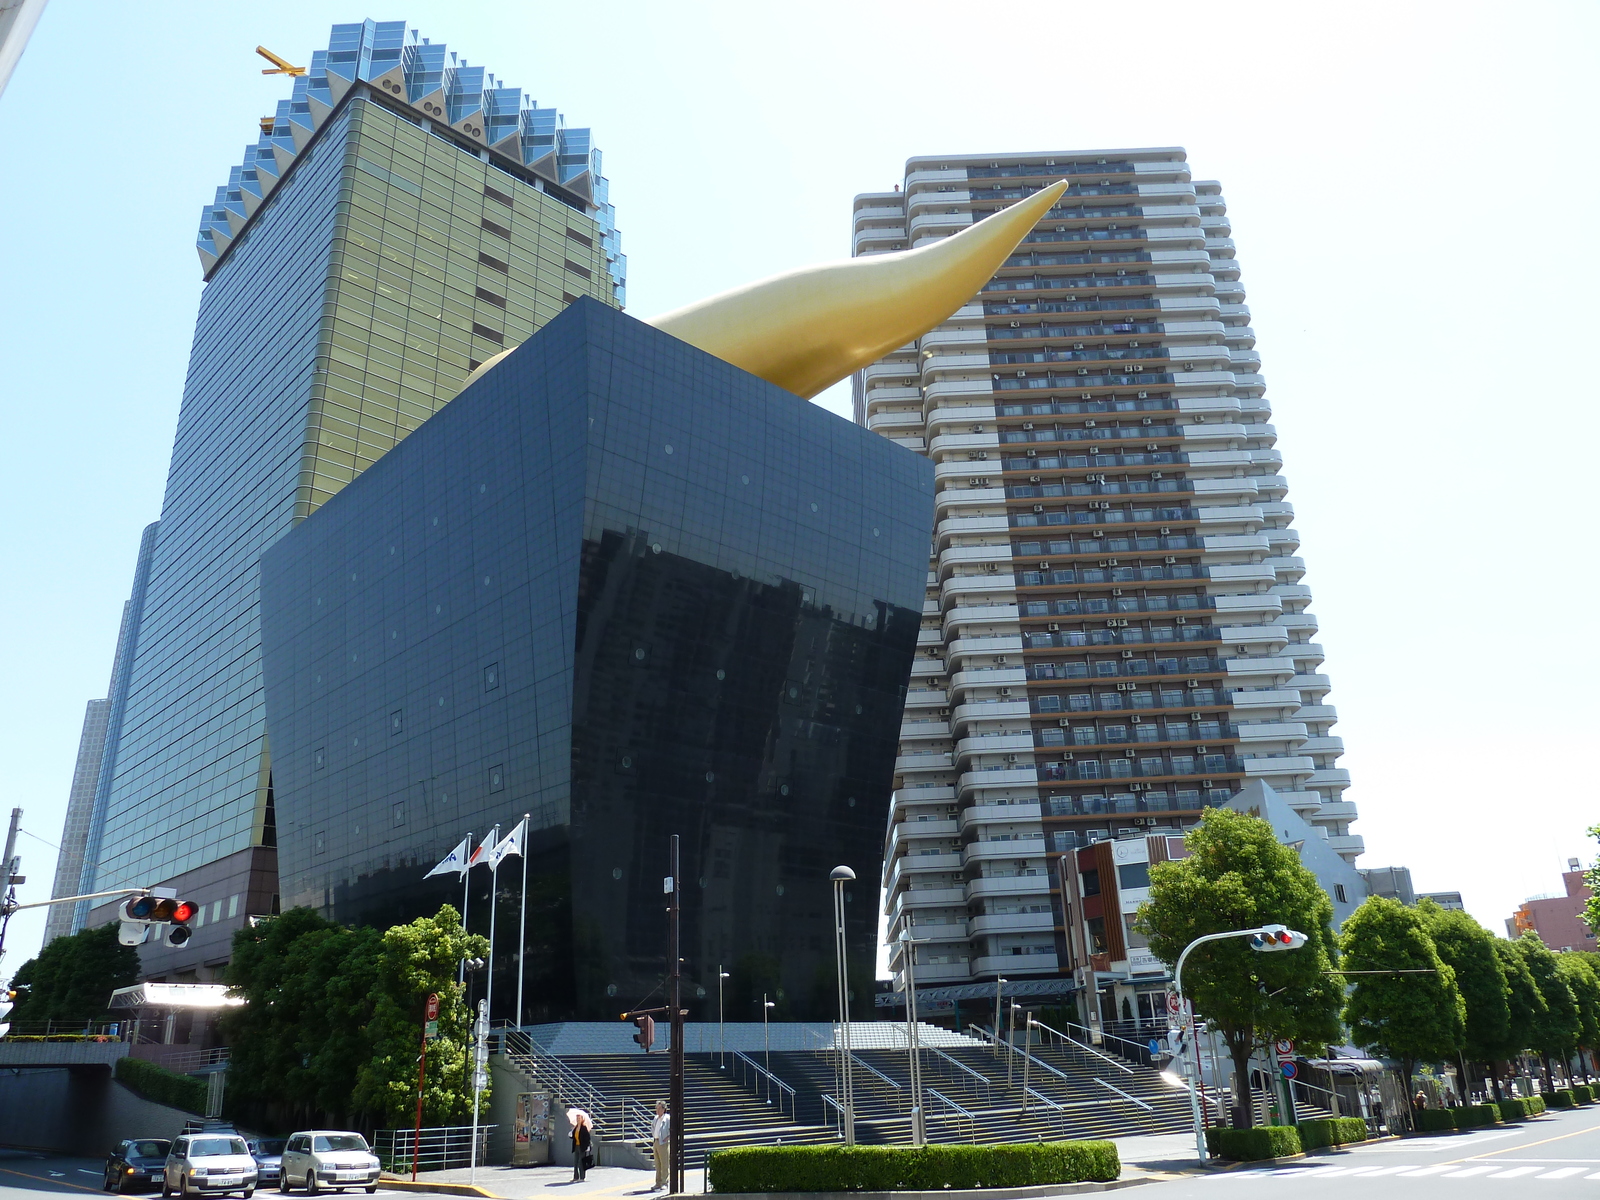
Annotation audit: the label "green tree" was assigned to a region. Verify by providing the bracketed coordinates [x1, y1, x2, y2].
[223, 905, 485, 1130]
[1417, 900, 1510, 1101]
[7, 923, 139, 1027]
[1514, 934, 1580, 1091]
[1340, 896, 1465, 1116]
[1483, 938, 1545, 1098]
[1555, 954, 1600, 1081]
[352, 906, 486, 1127]
[1135, 807, 1344, 1127]
[1583, 825, 1600, 943]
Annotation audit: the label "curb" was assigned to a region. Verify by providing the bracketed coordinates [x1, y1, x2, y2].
[378, 1176, 501, 1199]
[702, 1181, 1154, 1199]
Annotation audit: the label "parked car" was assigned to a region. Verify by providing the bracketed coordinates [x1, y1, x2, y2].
[105, 1140, 172, 1193]
[279, 1131, 381, 1194]
[246, 1140, 286, 1187]
[161, 1132, 259, 1198]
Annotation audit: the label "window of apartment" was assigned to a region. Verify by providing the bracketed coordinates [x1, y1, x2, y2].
[1085, 916, 1107, 954]
[1103, 725, 1127, 743]
[1335, 883, 1348, 904]
[1072, 726, 1097, 745]
[1068, 693, 1093, 712]
[1135, 724, 1159, 742]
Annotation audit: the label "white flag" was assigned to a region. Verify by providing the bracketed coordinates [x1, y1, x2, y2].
[486, 817, 527, 871]
[468, 827, 499, 869]
[424, 836, 471, 879]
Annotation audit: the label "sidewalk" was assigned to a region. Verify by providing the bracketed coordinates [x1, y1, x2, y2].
[387, 1163, 695, 1198]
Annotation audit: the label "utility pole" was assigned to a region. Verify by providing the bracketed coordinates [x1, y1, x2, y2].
[667, 835, 684, 1196]
[0, 808, 24, 969]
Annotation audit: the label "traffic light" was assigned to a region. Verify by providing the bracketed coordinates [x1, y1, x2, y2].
[122, 894, 198, 946]
[631, 1013, 655, 1052]
[0, 985, 16, 1038]
[1249, 924, 1307, 952]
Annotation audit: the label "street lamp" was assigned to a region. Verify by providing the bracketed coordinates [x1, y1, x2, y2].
[1174, 924, 1307, 1163]
[993, 977, 1007, 1056]
[898, 929, 926, 1146]
[761, 995, 776, 1090]
[830, 865, 858, 1146]
[718, 966, 730, 1068]
[1007, 1002, 1022, 1089]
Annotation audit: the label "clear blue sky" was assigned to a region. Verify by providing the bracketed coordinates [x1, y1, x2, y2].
[1, 0, 1597, 973]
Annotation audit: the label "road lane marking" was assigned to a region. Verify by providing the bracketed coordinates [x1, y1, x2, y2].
[1486, 1166, 1541, 1178]
[1440, 1165, 1498, 1177]
[1396, 1165, 1454, 1176]
[0, 1165, 109, 1194]
[77, 1170, 101, 1176]
[1536, 1168, 1586, 1179]
[1432, 1118, 1600, 1167]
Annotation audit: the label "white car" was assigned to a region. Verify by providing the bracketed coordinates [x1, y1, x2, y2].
[278, 1131, 381, 1194]
[162, 1133, 258, 1198]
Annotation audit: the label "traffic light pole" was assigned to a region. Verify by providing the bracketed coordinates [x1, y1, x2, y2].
[667, 834, 684, 1196]
[1172, 925, 1303, 1164]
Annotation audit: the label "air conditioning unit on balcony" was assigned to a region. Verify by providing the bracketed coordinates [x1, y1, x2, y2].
[1187, 679, 1200, 687]
[1033, 504, 1045, 513]
[969, 477, 982, 486]
[1010, 320, 1021, 327]
[977, 451, 990, 460]
[1165, 556, 1177, 564]
[1121, 650, 1134, 659]
[1058, 718, 1071, 727]
[999, 687, 1012, 696]
[1047, 622, 1060, 631]
[972, 424, 984, 433]
[1007, 754, 1019, 763]
[1117, 682, 1136, 692]
[1142, 416, 1153, 425]
[1029, 474, 1041, 483]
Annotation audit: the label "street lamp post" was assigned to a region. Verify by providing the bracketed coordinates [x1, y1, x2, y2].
[718, 966, 730, 1069]
[761, 995, 776, 1097]
[830, 864, 857, 1146]
[1021, 1014, 1035, 1114]
[993, 977, 1006, 1055]
[1006, 1002, 1021, 1089]
[1173, 924, 1306, 1164]
[899, 930, 925, 1146]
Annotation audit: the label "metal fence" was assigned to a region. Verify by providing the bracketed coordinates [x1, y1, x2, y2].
[373, 1126, 494, 1173]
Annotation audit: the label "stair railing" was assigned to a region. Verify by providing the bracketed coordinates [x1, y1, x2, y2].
[821, 1093, 847, 1139]
[925, 1086, 976, 1143]
[1092, 1076, 1155, 1112]
[921, 1044, 994, 1106]
[496, 1026, 653, 1143]
[729, 1049, 797, 1121]
[1029, 1018, 1136, 1075]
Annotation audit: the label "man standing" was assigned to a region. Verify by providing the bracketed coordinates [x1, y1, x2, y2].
[651, 1100, 670, 1191]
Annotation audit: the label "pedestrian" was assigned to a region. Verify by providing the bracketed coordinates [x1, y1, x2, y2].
[568, 1108, 594, 1182]
[1414, 1088, 1428, 1111]
[651, 1100, 670, 1191]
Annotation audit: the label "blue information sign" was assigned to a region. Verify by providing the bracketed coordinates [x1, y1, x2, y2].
[1148, 1039, 1162, 1055]
[1280, 1060, 1298, 1080]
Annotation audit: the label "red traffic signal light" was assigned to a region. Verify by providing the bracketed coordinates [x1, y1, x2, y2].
[169, 900, 197, 924]
[1249, 924, 1307, 953]
[632, 1014, 655, 1052]
[122, 894, 198, 941]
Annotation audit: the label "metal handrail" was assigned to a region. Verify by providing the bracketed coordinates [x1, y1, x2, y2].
[1094, 1077, 1154, 1111]
[730, 1049, 797, 1119]
[926, 1086, 975, 1120]
[850, 1052, 903, 1091]
[497, 1028, 652, 1143]
[820, 1093, 847, 1137]
[1030, 1018, 1135, 1074]
[925, 1044, 991, 1087]
[1051, 1017, 1164, 1064]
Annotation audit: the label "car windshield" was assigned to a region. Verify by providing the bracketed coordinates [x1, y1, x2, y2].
[131, 1142, 170, 1158]
[313, 1136, 368, 1153]
[252, 1140, 286, 1156]
[191, 1138, 248, 1157]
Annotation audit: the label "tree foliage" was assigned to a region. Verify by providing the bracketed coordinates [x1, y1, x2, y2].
[1487, 937, 1546, 1063]
[7, 923, 140, 1026]
[222, 905, 487, 1131]
[1513, 933, 1580, 1062]
[1555, 954, 1600, 1060]
[1134, 808, 1343, 1125]
[1340, 896, 1465, 1102]
[1416, 901, 1509, 1066]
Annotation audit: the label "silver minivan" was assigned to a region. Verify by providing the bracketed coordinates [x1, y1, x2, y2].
[161, 1133, 258, 1198]
[278, 1131, 380, 1194]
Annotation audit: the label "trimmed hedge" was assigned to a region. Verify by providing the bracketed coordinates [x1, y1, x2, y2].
[1546, 1089, 1576, 1108]
[704, 1142, 1120, 1193]
[114, 1056, 206, 1114]
[1295, 1117, 1368, 1150]
[1450, 1104, 1500, 1128]
[1205, 1125, 1302, 1161]
[1573, 1085, 1594, 1104]
[1496, 1097, 1537, 1120]
[1414, 1108, 1456, 1132]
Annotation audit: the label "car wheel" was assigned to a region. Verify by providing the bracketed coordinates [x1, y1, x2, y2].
[180, 1176, 191, 1198]
[243, 1189, 255, 1198]
[117, 1175, 130, 1194]
[365, 1187, 377, 1195]
[305, 1173, 318, 1196]
[160, 1177, 171, 1198]
[278, 1177, 292, 1195]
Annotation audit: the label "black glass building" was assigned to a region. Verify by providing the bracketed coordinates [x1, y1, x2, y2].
[258, 300, 934, 1021]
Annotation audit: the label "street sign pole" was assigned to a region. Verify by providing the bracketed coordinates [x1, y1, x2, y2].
[470, 998, 488, 1184]
[667, 835, 684, 1196]
[413, 992, 439, 1182]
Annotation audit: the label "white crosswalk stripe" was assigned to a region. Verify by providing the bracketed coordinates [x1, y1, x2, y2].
[1536, 1168, 1586, 1179]
[1439, 1166, 1500, 1177]
[1396, 1165, 1455, 1176]
[1486, 1167, 1541, 1178]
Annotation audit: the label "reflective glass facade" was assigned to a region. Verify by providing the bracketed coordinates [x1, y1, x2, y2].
[259, 302, 935, 1021]
[83, 36, 620, 941]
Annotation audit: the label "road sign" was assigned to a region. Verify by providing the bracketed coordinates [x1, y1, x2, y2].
[1148, 1039, 1162, 1055]
[1167, 990, 1182, 1016]
[1275, 1038, 1294, 1056]
[424, 1020, 439, 1040]
[1280, 1060, 1298, 1080]
[425, 993, 441, 1021]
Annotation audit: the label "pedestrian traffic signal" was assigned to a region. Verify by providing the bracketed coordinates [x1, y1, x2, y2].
[121, 894, 197, 945]
[1249, 924, 1306, 952]
[631, 1013, 655, 1052]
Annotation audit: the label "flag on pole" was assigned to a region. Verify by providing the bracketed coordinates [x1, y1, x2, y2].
[486, 817, 526, 871]
[468, 827, 499, 869]
[424, 836, 471, 879]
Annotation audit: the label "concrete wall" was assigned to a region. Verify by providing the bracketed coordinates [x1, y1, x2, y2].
[0, 1067, 198, 1155]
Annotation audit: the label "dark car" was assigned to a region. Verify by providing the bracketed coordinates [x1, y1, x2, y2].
[105, 1140, 173, 1193]
[247, 1140, 285, 1186]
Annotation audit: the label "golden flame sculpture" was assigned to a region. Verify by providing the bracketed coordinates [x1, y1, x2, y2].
[463, 178, 1068, 399]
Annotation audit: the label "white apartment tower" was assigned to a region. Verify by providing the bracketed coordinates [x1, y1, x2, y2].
[854, 149, 1356, 995]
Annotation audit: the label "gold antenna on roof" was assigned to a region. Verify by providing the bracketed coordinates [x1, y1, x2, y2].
[255, 46, 307, 77]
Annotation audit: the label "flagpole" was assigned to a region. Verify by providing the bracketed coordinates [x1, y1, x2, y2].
[486, 856, 499, 1027]
[459, 830, 472, 987]
[515, 814, 530, 1031]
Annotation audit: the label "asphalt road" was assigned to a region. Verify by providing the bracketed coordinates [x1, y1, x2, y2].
[0, 1154, 417, 1200]
[1148, 1106, 1600, 1196]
